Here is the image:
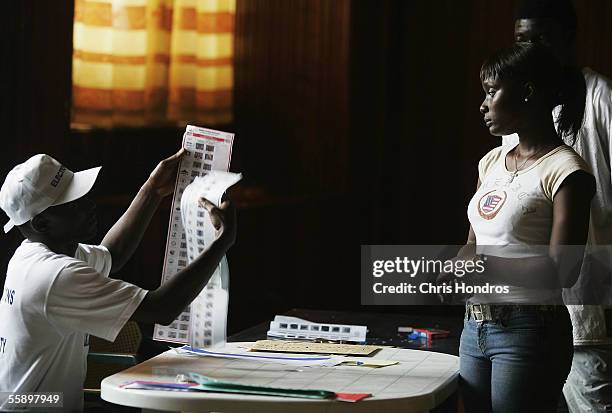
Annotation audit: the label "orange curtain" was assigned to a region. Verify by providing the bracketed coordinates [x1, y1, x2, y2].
[72, 0, 235, 128]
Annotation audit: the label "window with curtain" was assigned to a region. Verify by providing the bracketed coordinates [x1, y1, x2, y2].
[72, 0, 235, 128]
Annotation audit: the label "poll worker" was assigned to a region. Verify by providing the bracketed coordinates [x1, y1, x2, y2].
[503, 1, 612, 411]
[437, 43, 594, 412]
[0, 150, 236, 412]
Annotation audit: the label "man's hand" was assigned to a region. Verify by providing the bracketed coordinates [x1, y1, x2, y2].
[199, 198, 236, 249]
[146, 149, 185, 198]
[102, 148, 184, 274]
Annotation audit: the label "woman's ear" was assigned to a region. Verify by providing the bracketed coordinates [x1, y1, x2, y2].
[523, 82, 535, 102]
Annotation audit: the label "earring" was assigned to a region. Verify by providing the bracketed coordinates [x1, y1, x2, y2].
[524, 98, 529, 102]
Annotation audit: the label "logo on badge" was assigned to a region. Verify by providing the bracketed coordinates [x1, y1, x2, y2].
[478, 190, 507, 220]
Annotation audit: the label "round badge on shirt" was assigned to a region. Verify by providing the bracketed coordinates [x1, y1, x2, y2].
[478, 190, 507, 220]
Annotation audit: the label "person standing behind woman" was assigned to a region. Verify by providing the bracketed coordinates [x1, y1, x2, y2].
[504, 1, 612, 410]
[450, 43, 595, 412]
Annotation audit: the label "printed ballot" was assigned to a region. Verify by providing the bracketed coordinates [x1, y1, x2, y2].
[181, 172, 241, 348]
[154, 125, 240, 346]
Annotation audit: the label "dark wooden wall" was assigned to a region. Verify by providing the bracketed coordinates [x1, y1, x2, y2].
[2, 0, 612, 334]
[234, 0, 350, 193]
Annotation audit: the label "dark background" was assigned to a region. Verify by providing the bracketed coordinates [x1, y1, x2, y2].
[1, 0, 612, 335]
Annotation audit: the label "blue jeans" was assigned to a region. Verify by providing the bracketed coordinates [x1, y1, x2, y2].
[563, 345, 612, 412]
[459, 307, 573, 413]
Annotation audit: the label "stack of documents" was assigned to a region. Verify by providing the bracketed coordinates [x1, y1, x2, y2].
[175, 345, 342, 367]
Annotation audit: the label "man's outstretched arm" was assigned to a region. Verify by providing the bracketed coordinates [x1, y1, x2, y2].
[102, 149, 184, 274]
[131, 199, 236, 325]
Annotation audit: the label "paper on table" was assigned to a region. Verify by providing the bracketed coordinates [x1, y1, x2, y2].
[120, 379, 370, 402]
[338, 359, 399, 368]
[250, 340, 382, 356]
[268, 315, 367, 343]
[154, 125, 236, 344]
[121, 379, 334, 399]
[174, 345, 343, 367]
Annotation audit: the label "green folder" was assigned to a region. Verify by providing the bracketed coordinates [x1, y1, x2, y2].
[187, 372, 335, 399]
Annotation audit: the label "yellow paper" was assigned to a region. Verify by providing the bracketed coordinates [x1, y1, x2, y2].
[249, 340, 382, 356]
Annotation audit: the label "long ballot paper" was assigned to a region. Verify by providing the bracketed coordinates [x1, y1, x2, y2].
[154, 125, 238, 345]
[181, 171, 241, 348]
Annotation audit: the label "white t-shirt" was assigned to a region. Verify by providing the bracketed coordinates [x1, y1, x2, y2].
[0, 240, 148, 412]
[467, 143, 591, 304]
[503, 68, 612, 344]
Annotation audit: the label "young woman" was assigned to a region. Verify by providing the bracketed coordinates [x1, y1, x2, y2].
[455, 43, 595, 412]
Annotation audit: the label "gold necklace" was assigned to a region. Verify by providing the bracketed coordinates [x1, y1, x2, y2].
[508, 147, 545, 183]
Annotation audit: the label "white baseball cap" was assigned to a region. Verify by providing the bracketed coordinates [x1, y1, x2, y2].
[0, 154, 101, 233]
